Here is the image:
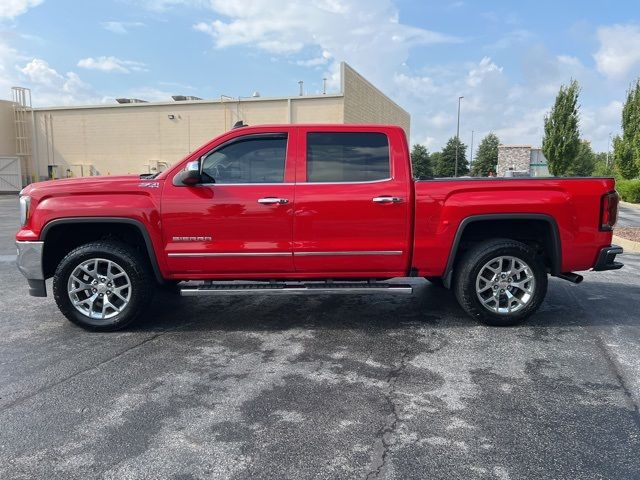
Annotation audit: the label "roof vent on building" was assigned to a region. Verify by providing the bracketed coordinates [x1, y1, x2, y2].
[115, 98, 148, 104]
[171, 95, 203, 101]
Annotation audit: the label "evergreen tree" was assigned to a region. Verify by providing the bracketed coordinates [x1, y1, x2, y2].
[434, 137, 468, 177]
[566, 141, 596, 176]
[410, 144, 433, 178]
[614, 135, 638, 179]
[542, 79, 581, 176]
[430, 151, 442, 176]
[592, 152, 613, 177]
[470, 133, 500, 176]
[614, 78, 640, 179]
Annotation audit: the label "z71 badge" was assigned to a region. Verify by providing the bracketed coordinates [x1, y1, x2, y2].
[139, 181, 160, 188]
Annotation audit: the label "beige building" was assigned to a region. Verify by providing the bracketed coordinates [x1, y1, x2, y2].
[0, 62, 409, 187]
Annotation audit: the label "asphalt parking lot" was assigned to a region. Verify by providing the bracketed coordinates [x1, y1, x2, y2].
[1, 194, 640, 479]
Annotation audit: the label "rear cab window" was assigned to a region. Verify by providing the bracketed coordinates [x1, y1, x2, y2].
[306, 132, 390, 182]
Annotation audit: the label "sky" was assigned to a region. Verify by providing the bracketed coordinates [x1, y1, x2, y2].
[1, 0, 639, 154]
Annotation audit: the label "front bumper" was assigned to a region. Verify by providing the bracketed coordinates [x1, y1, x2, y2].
[16, 241, 46, 297]
[592, 245, 624, 271]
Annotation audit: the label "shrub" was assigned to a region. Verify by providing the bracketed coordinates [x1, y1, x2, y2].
[616, 179, 640, 203]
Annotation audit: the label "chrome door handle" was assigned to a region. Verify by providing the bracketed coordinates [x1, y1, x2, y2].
[258, 197, 289, 205]
[372, 196, 403, 204]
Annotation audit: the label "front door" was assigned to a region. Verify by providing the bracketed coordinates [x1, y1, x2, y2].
[292, 127, 412, 277]
[161, 131, 296, 277]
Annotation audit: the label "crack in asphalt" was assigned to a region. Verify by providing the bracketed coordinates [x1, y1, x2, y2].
[561, 283, 640, 430]
[0, 328, 172, 412]
[590, 331, 640, 430]
[365, 349, 410, 480]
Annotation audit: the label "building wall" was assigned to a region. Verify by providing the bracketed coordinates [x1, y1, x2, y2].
[0, 100, 16, 157]
[497, 145, 532, 177]
[32, 96, 344, 177]
[342, 63, 410, 137]
[13, 62, 407, 180]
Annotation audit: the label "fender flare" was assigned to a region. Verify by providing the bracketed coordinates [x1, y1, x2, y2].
[40, 217, 164, 283]
[442, 213, 562, 288]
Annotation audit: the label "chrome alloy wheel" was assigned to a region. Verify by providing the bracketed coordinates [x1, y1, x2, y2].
[475, 255, 535, 315]
[67, 258, 132, 320]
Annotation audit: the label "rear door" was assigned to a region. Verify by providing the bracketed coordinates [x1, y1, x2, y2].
[292, 126, 412, 277]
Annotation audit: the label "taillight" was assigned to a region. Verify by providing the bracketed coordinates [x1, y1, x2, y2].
[600, 191, 619, 231]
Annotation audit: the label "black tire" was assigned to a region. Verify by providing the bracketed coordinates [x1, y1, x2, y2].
[53, 241, 155, 331]
[425, 277, 445, 287]
[453, 239, 548, 326]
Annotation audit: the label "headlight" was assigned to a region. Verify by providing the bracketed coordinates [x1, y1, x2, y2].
[19, 196, 31, 226]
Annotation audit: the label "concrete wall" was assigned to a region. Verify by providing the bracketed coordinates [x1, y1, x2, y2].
[342, 63, 410, 138]
[0, 100, 16, 157]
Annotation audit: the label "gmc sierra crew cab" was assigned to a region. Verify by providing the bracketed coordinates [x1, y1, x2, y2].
[16, 124, 623, 331]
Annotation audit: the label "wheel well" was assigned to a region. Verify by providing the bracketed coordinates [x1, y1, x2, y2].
[41, 221, 159, 281]
[446, 217, 561, 284]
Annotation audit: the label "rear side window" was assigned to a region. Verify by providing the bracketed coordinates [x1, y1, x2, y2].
[306, 132, 390, 182]
[201, 135, 287, 184]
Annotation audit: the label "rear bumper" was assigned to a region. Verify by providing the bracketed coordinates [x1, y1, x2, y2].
[592, 245, 624, 271]
[16, 241, 47, 297]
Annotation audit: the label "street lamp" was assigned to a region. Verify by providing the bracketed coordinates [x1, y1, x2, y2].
[455, 96, 464, 177]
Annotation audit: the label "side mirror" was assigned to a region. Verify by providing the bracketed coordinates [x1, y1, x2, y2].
[173, 169, 202, 186]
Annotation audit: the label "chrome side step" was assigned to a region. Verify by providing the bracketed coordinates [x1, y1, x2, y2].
[180, 282, 413, 296]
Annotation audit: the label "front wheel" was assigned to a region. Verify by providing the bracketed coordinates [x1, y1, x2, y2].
[453, 239, 548, 326]
[53, 241, 155, 331]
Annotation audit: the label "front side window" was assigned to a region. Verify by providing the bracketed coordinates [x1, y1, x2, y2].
[306, 132, 390, 182]
[202, 135, 287, 184]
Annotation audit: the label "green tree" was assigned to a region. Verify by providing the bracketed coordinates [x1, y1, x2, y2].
[410, 144, 433, 178]
[592, 152, 614, 177]
[542, 79, 581, 176]
[434, 136, 468, 177]
[430, 151, 442, 176]
[614, 78, 640, 179]
[470, 133, 500, 176]
[565, 140, 596, 176]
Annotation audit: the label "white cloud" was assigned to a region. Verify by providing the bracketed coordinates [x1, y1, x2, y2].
[295, 50, 332, 67]
[14, 58, 102, 105]
[0, 0, 42, 19]
[19, 57, 62, 85]
[101, 21, 146, 34]
[191, 0, 459, 89]
[594, 24, 640, 80]
[467, 56, 502, 87]
[77, 56, 148, 73]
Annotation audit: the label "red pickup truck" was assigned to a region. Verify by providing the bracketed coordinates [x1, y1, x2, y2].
[16, 124, 623, 331]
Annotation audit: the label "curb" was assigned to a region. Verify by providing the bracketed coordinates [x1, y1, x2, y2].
[620, 201, 640, 210]
[613, 235, 640, 253]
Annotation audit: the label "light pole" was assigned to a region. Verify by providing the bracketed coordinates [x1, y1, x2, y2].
[470, 129, 474, 168]
[607, 132, 613, 167]
[455, 96, 463, 177]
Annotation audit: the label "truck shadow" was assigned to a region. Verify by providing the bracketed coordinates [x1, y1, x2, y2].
[132, 279, 640, 333]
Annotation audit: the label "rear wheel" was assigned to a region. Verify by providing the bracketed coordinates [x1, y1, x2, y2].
[453, 239, 547, 326]
[53, 241, 155, 331]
